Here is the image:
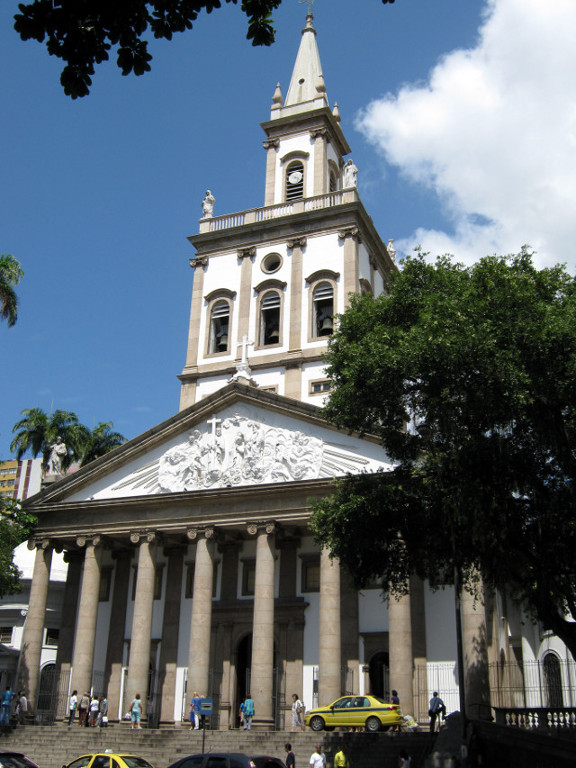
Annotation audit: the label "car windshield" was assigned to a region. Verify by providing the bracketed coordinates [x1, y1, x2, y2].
[122, 760, 154, 768]
[0, 758, 37, 768]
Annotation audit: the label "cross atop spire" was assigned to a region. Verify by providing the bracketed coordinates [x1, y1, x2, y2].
[298, 0, 315, 16]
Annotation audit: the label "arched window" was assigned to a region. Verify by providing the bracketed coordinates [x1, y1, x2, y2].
[313, 281, 334, 337]
[543, 653, 563, 707]
[209, 299, 230, 354]
[260, 290, 281, 346]
[285, 160, 304, 201]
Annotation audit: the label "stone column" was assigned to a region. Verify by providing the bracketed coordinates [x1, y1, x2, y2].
[462, 581, 491, 719]
[105, 550, 132, 720]
[338, 227, 360, 306]
[55, 551, 82, 712]
[388, 588, 414, 714]
[126, 531, 157, 709]
[18, 539, 53, 710]
[159, 547, 184, 723]
[319, 548, 341, 705]
[187, 528, 215, 699]
[312, 129, 327, 196]
[70, 536, 103, 697]
[287, 236, 306, 354]
[249, 521, 276, 729]
[237, 248, 255, 345]
[180, 256, 208, 411]
[263, 139, 279, 206]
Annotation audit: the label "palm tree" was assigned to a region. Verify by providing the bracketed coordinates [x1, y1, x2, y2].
[10, 408, 82, 471]
[0, 254, 24, 327]
[75, 422, 126, 466]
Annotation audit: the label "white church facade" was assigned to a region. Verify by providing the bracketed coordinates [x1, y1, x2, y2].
[18, 12, 575, 728]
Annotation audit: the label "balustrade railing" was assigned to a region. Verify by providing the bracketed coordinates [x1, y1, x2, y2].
[199, 190, 358, 233]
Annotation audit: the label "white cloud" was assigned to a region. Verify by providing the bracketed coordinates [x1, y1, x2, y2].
[357, 0, 576, 268]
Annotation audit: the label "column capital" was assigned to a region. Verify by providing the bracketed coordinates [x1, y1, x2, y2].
[190, 256, 208, 269]
[186, 526, 216, 542]
[262, 138, 280, 150]
[287, 236, 307, 250]
[338, 226, 362, 243]
[129, 530, 158, 545]
[27, 537, 51, 551]
[76, 534, 103, 548]
[310, 128, 327, 140]
[247, 521, 277, 537]
[238, 246, 256, 260]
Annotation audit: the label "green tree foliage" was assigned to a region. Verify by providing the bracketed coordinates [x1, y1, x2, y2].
[14, 0, 282, 98]
[0, 254, 23, 327]
[10, 408, 125, 470]
[0, 496, 37, 597]
[13, 0, 397, 99]
[311, 249, 576, 658]
[74, 422, 126, 466]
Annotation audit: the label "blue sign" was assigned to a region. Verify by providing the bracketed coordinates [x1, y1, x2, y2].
[200, 697, 213, 715]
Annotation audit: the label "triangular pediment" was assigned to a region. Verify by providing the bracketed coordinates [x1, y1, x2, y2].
[26, 384, 393, 506]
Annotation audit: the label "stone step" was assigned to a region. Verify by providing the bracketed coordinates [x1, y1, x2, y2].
[1, 725, 434, 768]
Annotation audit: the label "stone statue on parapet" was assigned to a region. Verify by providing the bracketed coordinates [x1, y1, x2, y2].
[343, 158, 358, 188]
[201, 190, 215, 218]
[387, 239, 397, 262]
[46, 436, 67, 476]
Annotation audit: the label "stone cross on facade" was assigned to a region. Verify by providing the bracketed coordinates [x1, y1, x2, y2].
[228, 335, 255, 384]
[238, 334, 254, 366]
[207, 414, 221, 436]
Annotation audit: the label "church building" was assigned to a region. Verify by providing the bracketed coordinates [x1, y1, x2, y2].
[19, 12, 572, 728]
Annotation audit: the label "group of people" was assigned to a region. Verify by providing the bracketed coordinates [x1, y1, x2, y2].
[289, 741, 410, 768]
[68, 690, 109, 727]
[0, 687, 27, 730]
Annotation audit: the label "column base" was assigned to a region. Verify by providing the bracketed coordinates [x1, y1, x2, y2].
[248, 716, 275, 730]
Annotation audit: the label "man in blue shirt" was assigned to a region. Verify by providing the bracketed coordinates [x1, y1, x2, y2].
[0, 687, 15, 727]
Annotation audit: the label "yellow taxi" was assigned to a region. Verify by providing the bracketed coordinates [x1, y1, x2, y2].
[304, 695, 403, 732]
[62, 753, 156, 768]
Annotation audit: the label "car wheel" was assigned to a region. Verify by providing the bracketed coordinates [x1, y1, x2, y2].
[365, 716, 381, 732]
[309, 715, 325, 731]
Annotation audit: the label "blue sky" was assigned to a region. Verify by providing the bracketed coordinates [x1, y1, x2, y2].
[1, 0, 574, 458]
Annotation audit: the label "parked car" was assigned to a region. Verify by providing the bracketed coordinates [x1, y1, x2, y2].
[0, 753, 41, 768]
[62, 754, 155, 768]
[304, 694, 403, 732]
[251, 757, 286, 768]
[168, 754, 284, 768]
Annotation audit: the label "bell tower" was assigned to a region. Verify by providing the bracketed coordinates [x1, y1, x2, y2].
[179, 12, 395, 410]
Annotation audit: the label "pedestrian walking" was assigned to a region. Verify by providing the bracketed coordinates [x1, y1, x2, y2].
[0, 687, 14, 731]
[16, 692, 27, 726]
[78, 691, 90, 727]
[89, 694, 99, 726]
[309, 744, 324, 768]
[190, 691, 201, 730]
[334, 745, 349, 768]
[285, 743, 295, 768]
[428, 692, 445, 733]
[291, 693, 305, 731]
[243, 693, 254, 730]
[130, 693, 143, 729]
[68, 690, 78, 725]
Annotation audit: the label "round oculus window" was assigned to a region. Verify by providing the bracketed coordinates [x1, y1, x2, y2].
[262, 253, 282, 273]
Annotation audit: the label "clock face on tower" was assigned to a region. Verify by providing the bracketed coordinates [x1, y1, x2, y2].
[288, 170, 303, 185]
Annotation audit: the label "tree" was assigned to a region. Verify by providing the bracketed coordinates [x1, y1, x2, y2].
[10, 408, 85, 470]
[0, 496, 36, 597]
[0, 254, 23, 327]
[13, 0, 397, 99]
[74, 421, 126, 466]
[310, 249, 576, 659]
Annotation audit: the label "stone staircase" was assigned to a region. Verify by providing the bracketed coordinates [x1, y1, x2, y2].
[1, 724, 435, 768]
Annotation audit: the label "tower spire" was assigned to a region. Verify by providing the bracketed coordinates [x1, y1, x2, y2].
[284, 5, 328, 109]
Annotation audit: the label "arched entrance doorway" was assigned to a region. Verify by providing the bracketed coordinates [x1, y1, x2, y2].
[369, 651, 390, 699]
